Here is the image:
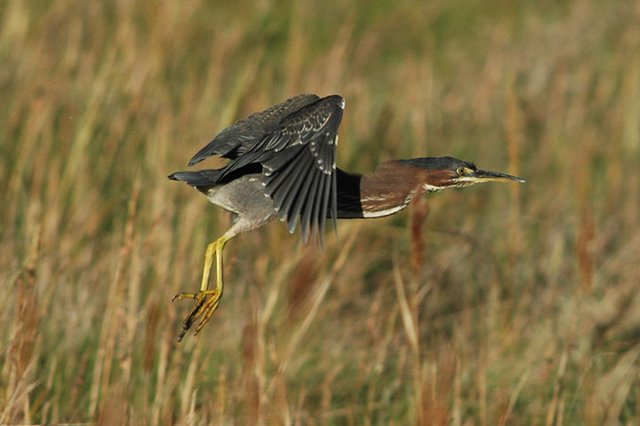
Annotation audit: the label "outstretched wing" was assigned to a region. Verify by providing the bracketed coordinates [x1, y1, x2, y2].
[188, 94, 321, 165]
[222, 94, 345, 243]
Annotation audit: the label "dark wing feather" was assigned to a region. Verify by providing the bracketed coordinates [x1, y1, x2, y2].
[223, 94, 344, 243]
[188, 94, 320, 165]
[265, 96, 343, 243]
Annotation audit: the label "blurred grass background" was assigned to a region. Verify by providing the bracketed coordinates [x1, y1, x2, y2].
[1, 0, 640, 424]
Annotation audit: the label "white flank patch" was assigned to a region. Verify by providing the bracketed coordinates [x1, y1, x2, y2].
[362, 204, 408, 218]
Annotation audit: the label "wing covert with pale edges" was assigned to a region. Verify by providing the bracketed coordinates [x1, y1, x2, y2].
[221, 94, 345, 243]
[188, 94, 321, 165]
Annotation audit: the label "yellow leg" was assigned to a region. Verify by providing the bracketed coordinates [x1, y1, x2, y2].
[173, 235, 229, 341]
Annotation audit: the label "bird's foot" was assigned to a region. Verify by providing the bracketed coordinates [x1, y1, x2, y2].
[172, 289, 222, 342]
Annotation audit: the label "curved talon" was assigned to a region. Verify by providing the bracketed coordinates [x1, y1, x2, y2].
[174, 290, 221, 342]
[172, 292, 197, 303]
[194, 296, 222, 335]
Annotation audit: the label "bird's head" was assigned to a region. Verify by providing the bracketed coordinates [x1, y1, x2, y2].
[398, 156, 526, 192]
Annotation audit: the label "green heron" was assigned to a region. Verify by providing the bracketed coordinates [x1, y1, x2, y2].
[170, 94, 525, 341]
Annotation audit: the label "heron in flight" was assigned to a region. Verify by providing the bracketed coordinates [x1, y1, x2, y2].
[170, 94, 525, 341]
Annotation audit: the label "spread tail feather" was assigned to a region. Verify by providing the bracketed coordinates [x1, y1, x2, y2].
[168, 170, 224, 188]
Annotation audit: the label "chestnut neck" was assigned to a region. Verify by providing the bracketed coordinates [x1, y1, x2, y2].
[335, 161, 425, 219]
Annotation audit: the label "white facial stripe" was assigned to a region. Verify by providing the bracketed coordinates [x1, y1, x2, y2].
[422, 183, 442, 192]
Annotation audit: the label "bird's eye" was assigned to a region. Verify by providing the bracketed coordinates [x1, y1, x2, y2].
[456, 167, 465, 176]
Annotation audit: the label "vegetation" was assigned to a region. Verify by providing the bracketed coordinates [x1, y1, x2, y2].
[1, 0, 639, 424]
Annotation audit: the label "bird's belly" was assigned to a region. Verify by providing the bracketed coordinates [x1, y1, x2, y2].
[205, 174, 277, 230]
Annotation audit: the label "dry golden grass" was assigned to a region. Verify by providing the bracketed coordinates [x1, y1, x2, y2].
[2, 0, 640, 424]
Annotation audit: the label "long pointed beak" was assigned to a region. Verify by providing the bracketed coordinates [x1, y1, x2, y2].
[470, 169, 526, 183]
